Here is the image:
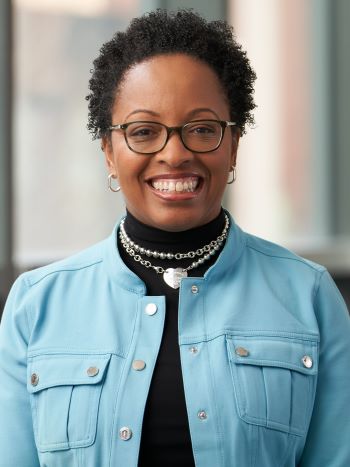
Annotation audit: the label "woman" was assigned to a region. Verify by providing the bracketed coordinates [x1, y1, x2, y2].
[0, 9, 349, 467]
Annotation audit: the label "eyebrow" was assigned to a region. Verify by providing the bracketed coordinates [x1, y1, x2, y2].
[125, 109, 160, 120]
[125, 107, 220, 121]
[186, 108, 220, 119]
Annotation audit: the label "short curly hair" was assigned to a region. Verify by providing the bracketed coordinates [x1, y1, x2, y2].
[86, 9, 256, 139]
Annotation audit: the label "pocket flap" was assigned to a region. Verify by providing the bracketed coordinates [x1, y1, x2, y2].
[27, 352, 111, 393]
[227, 335, 318, 375]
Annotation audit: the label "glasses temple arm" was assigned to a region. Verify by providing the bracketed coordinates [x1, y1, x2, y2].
[109, 124, 123, 130]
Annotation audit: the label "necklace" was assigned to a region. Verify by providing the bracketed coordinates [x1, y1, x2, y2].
[119, 214, 229, 289]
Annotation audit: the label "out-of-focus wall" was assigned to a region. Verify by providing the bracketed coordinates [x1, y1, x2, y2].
[12, 0, 226, 271]
[228, 0, 350, 277]
[13, 1, 138, 268]
[0, 0, 13, 308]
[228, 0, 312, 243]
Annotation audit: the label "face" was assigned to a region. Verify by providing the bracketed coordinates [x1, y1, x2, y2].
[103, 54, 239, 232]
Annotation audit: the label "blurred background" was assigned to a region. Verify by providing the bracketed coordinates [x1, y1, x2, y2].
[1, 0, 350, 312]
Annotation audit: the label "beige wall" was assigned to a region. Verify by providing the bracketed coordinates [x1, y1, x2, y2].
[228, 0, 312, 244]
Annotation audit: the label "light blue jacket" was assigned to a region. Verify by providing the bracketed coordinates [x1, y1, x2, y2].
[1, 216, 350, 467]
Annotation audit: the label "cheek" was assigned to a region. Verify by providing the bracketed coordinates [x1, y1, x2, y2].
[115, 154, 148, 185]
[110, 137, 134, 174]
[207, 150, 232, 177]
[207, 158, 232, 193]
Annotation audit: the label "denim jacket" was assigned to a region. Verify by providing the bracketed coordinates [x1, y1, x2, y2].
[1, 216, 350, 467]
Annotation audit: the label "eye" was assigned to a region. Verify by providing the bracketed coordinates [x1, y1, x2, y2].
[127, 123, 162, 141]
[130, 128, 153, 137]
[190, 125, 215, 134]
[185, 121, 220, 138]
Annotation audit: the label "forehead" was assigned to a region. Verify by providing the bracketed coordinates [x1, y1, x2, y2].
[112, 54, 230, 121]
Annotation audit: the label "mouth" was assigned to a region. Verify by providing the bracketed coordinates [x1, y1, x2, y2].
[149, 176, 200, 193]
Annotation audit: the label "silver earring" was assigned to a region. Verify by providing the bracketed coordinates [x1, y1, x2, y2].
[227, 166, 236, 184]
[108, 173, 121, 192]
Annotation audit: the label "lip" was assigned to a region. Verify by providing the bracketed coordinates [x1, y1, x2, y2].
[145, 172, 204, 201]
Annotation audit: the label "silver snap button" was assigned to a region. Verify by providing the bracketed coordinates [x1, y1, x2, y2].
[132, 360, 146, 371]
[87, 366, 99, 377]
[119, 426, 132, 441]
[197, 410, 207, 420]
[189, 346, 198, 354]
[302, 355, 313, 368]
[145, 303, 157, 316]
[30, 373, 39, 386]
[191, 285, 199, 294]
[235, 346, 249, 357]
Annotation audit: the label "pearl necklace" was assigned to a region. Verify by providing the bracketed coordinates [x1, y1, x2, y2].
[119, 214, 229, 289]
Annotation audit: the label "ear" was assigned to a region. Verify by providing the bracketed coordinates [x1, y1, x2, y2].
[102, 136, 118, 177]
[230, 130, 240, 167]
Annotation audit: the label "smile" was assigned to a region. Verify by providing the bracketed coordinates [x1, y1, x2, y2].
[150, 177, 199, 193]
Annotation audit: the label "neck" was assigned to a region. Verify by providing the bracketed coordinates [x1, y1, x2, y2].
[123, 209, 227, 251]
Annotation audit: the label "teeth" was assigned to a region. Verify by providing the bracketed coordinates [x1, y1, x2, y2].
[175, 182, 183, 192]
[151, 177, 199, 193]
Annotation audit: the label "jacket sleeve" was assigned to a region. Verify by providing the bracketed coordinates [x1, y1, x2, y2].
[0, 276, 40, 467]
[299, 270, 350, 466]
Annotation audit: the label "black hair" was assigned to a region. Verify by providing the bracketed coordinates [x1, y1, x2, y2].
[86, 9, 256, 139]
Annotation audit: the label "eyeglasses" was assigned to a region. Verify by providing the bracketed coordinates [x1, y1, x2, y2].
[109, 119, 237, 154]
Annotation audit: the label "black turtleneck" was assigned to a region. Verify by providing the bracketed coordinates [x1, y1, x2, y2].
[118, 209, 227, 467]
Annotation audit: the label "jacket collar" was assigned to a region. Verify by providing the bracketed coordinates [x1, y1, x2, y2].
[103, 212, 246, 294]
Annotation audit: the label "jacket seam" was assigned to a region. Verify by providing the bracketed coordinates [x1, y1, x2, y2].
[27, 351, 124, 359]
[103, 231, 147, 295]
[180, 330, 320, 345]
[205, 230, 246, 285]
[24, 296, 31, 343]
[19, 277, 33, 351]
[24, 259, 104, 287]
[246, 244, 326, 273]
[203, 289, 225, 467]
[108, 297, 139, 467]
[312, 269, 326, 308]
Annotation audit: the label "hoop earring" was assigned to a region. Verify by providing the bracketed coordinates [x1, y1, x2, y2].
[227, 166, 236, 184]
[108, 173, 121, 192]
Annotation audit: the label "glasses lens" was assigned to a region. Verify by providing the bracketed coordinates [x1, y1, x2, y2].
[182, 120, 222, 152]
[125, 122, 166, 154]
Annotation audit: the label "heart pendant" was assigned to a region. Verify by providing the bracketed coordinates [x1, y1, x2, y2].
[163, 268, 187, 289]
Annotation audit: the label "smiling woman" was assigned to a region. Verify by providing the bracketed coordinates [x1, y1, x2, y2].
[1, 8, 350, 467]
[103, 54, 239, 231]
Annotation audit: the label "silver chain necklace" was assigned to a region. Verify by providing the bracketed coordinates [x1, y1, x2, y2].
[119, 214, 229, 289]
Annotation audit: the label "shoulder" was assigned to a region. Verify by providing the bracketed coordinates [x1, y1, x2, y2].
[20, 238, 109, 289]
[230, 227, 328, 300]
[242, 230, 326, 274]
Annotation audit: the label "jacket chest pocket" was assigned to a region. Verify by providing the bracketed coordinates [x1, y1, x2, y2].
[27, 353, 111, 452]
[226, 335, 318, 436]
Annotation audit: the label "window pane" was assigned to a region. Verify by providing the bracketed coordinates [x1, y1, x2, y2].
[13, 0, 140, 268]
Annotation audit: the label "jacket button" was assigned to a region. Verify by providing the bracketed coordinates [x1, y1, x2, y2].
[189, 346, 198, 354]
[145, 303, 157, 316]
[119, 427, 132, 441]
[191, 285, 199, 294]
[302, 355, 313, 368]
[197, 410, 207, 420]
[235, 346, 249, 357]
[30, 373, 39, 386]
[87, 366, 99, 377]
[132, 360, 146, 371]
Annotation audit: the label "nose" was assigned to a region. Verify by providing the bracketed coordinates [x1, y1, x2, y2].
[156, 130, 194, 167]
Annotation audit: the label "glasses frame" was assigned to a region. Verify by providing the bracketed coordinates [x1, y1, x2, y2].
[108, 119, 237, 155]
